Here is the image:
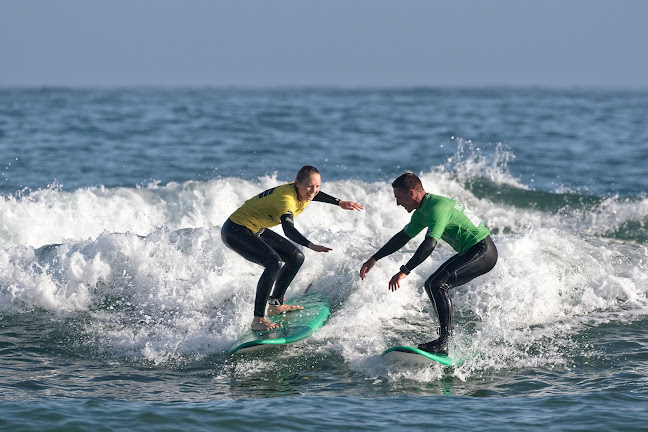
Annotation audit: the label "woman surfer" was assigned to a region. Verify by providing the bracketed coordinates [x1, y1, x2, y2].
[221, 165, 364, 331]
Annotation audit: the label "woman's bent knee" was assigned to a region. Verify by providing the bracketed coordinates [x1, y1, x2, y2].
[292, 250, 305, 267]
[262, 256, 284, 274]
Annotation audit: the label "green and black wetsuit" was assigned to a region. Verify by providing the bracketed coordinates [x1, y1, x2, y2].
[372, 194, 498, 340]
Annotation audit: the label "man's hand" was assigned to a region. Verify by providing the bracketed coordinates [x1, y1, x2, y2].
[388, 272, 407, 291]
[359, 258, 376, 280]
[339, 200, 364, 211]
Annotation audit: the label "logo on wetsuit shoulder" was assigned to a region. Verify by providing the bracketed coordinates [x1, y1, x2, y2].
[455, 202, 482, 227]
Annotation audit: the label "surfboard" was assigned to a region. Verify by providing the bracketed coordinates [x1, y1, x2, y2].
[382, 346, 463, 367]
[229, 291, 331, 355]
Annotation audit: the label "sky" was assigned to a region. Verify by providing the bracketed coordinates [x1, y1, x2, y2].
[1, 0, 647, 88]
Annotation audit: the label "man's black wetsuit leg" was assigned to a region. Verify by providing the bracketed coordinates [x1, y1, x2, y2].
[221, 219, 284, 317]
[423, 235, 498, 340]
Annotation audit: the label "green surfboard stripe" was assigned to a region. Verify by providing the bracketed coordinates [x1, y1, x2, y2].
[229, 292, 331, 354]
[382, 346, 462, 367]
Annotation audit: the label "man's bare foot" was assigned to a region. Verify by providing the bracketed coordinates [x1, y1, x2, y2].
[267, 304, 303, 317]
[251, 317, 281, 331]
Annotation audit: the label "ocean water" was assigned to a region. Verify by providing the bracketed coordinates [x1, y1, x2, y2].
[1, 87, 647, 431]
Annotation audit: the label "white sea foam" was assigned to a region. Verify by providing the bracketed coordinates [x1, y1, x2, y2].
[1, 173, 647, 377]
[447, 137, 528, 190]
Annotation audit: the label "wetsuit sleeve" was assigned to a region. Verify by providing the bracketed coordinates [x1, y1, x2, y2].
[312, 191, 341, 205]
[372, 230, 411, 261]
[280, 213, 311, 247]
[401, 237, 437, 274]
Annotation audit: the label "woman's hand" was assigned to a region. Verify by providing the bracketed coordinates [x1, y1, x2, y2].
[339, 200, 364, 211]
[308, 243, 332, 253]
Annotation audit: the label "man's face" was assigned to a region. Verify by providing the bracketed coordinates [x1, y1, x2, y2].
[393, 187, 416, 213]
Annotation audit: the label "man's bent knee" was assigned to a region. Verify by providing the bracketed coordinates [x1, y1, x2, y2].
[424, 274, 451, 297]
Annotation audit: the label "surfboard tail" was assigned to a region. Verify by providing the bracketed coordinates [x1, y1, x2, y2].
[382, 346, 463, 367]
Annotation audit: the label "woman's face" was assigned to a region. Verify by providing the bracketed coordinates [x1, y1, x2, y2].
[295, 173, 321, 201]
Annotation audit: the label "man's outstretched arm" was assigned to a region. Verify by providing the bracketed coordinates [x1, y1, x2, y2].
[360, 230, 411, 279]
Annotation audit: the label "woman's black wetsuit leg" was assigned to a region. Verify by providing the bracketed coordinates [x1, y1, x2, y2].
[259, 229, 304, 305]
[424, 236, 498, 335]
[221, 219, 284, 317]
[221, 218, 305, 316]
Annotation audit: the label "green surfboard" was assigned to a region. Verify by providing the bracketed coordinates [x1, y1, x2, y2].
[229, 292, 331, 355]
[382, 346, 463, 367]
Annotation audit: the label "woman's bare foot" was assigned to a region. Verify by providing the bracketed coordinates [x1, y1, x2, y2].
[251, 317, 281, 331]
[267, 304, 303, 317]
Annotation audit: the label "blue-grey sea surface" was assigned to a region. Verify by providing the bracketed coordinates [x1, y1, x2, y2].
[1, 87, 647, 431]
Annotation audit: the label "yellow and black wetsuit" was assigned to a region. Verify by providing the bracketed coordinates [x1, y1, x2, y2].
[221, 183, 340, 317]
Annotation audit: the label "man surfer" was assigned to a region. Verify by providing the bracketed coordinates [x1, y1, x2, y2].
[359, 172, 497, 355]
[222, 165, 364, 331]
